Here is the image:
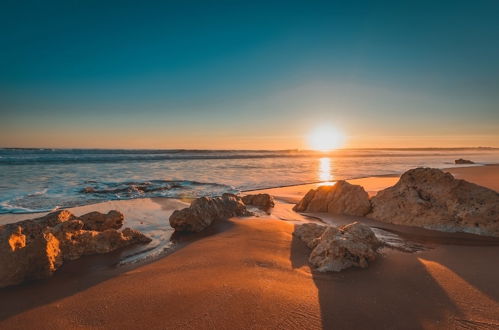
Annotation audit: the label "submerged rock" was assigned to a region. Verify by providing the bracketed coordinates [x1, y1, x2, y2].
[0, 210, 151, 288]
[293, 181, 371, 216]
[242, 193, 275, 213]
[369, 168, 499, 236]
[455, 158, 474, 164]
[169, 193, 252, 232]
[295, 222, 382, 272]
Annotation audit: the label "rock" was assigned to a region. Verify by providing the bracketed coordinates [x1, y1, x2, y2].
[48, 221, 151, 261]
[0, 224, 63, 288]
[309, 222, 381, 272]
[242, 194, 275, 213]
[455, 158, 474, 164]
[369, 168, 499, 236]
[0, 210, 151, 288]
[295, 222, 381, 272]
[79, 210, 124, 231]
[293, 181, 371, 216]
[169, 193, 253, 232]
[293, 223, 327, 248]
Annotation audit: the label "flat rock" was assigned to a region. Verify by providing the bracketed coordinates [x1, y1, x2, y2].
[369, 167, 499, 236]
[242, 194, 275, 213]
[455, 158, 474, 164]
[169, 193, 252, 232]
[293, 181, 371, 216]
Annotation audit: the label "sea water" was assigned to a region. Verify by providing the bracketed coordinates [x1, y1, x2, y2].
[1, 148, 499, 214]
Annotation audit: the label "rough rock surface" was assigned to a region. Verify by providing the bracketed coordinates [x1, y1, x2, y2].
[169, 193, 252, 232]
[295, 222, 382, 272]
[242, 194, 275, 213]
[79, 210, 124, 231]
[48, 220, 151, 261]
[293, 223, 327, 248]
[369, 167, 499, 236]
[0, 210, 151, 288]
[293, 181, 371, 216]
[455, 158, 474, 164]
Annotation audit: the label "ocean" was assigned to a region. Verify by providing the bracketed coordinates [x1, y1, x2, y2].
[1, 148, 499, 214]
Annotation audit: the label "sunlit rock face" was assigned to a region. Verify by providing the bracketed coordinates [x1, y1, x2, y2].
[169, 193, 252, 232]
[242, 193, 275, 214]
[0, 210, 151, 288]
[293, 181, 371, 216]
[294, 222, 382, 272]
[369, 168, 499, 237]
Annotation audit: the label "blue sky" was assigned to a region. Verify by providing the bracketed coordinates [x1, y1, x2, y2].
[1, 0, 499, 148]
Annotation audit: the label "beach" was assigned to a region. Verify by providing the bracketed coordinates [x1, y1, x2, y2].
[0, 165, 498, 329]
[3, 1, 499, 328]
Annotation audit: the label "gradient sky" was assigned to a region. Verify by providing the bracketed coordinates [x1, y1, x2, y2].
[1, 0, 499, 149]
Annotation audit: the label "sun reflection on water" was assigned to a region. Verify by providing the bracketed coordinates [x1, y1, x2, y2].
[318, 157, 334, 184]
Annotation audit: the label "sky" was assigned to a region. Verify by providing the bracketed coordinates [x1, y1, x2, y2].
[1, 0, 499, 149]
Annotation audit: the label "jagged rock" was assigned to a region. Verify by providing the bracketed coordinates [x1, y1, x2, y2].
[295, 222, 382, 272]
[455, 158, 474, 164]
[0, 210, 151, 288]
[0, 225, 62, 288]
[48, 220, 151, 261]
[369, 168, 499, 236]
[242, 194, 275, 213]
[79, 210, 124, 231]
[169, 193, 252, 232]
[0, 210, 77, 287]
[293, 223, 327, 248]
[293, 181, 371, 216]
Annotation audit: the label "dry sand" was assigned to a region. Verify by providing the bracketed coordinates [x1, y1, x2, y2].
[1, 165, 498, 329]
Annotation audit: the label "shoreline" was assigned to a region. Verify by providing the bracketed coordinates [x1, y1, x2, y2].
[1, 164, 499, 328]
[2, 163, 497, 219]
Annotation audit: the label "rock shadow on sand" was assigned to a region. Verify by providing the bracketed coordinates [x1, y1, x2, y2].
[0, 219, 236, 322]
[289, 232, 462, 329]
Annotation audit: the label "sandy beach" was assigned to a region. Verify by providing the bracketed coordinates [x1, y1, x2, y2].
[1, 165, 499, 329]
[4, 2, 499, 328]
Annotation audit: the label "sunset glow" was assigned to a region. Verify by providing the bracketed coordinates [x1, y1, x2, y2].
[307, 125, 345, 152]
[318, 157, 334, 183]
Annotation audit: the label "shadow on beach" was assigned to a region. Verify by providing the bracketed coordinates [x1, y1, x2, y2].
[0, 219, 235, 322]
[288, 224, 499, 329]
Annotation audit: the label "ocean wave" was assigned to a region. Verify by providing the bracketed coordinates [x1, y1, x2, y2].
[1, 148, 497, 165]
[0, 180, 238, 214]
[0, 200, 60, 214]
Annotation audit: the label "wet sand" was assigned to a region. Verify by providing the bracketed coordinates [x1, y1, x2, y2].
[1, 165, 498, 329]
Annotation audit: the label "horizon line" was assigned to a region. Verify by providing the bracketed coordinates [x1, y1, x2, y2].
[1, 146, 498, 151]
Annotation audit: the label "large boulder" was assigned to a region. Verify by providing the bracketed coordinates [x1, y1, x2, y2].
[169, 193, 252, 232]
[293, 181, 371, 216]
[242, 193, 275, 213]
[295, 222, 382, 272]
[369, 168, 499, 236]
[0, 210, 151, 288]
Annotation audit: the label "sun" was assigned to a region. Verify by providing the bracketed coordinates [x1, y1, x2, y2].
[307, 125, 345, 152]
